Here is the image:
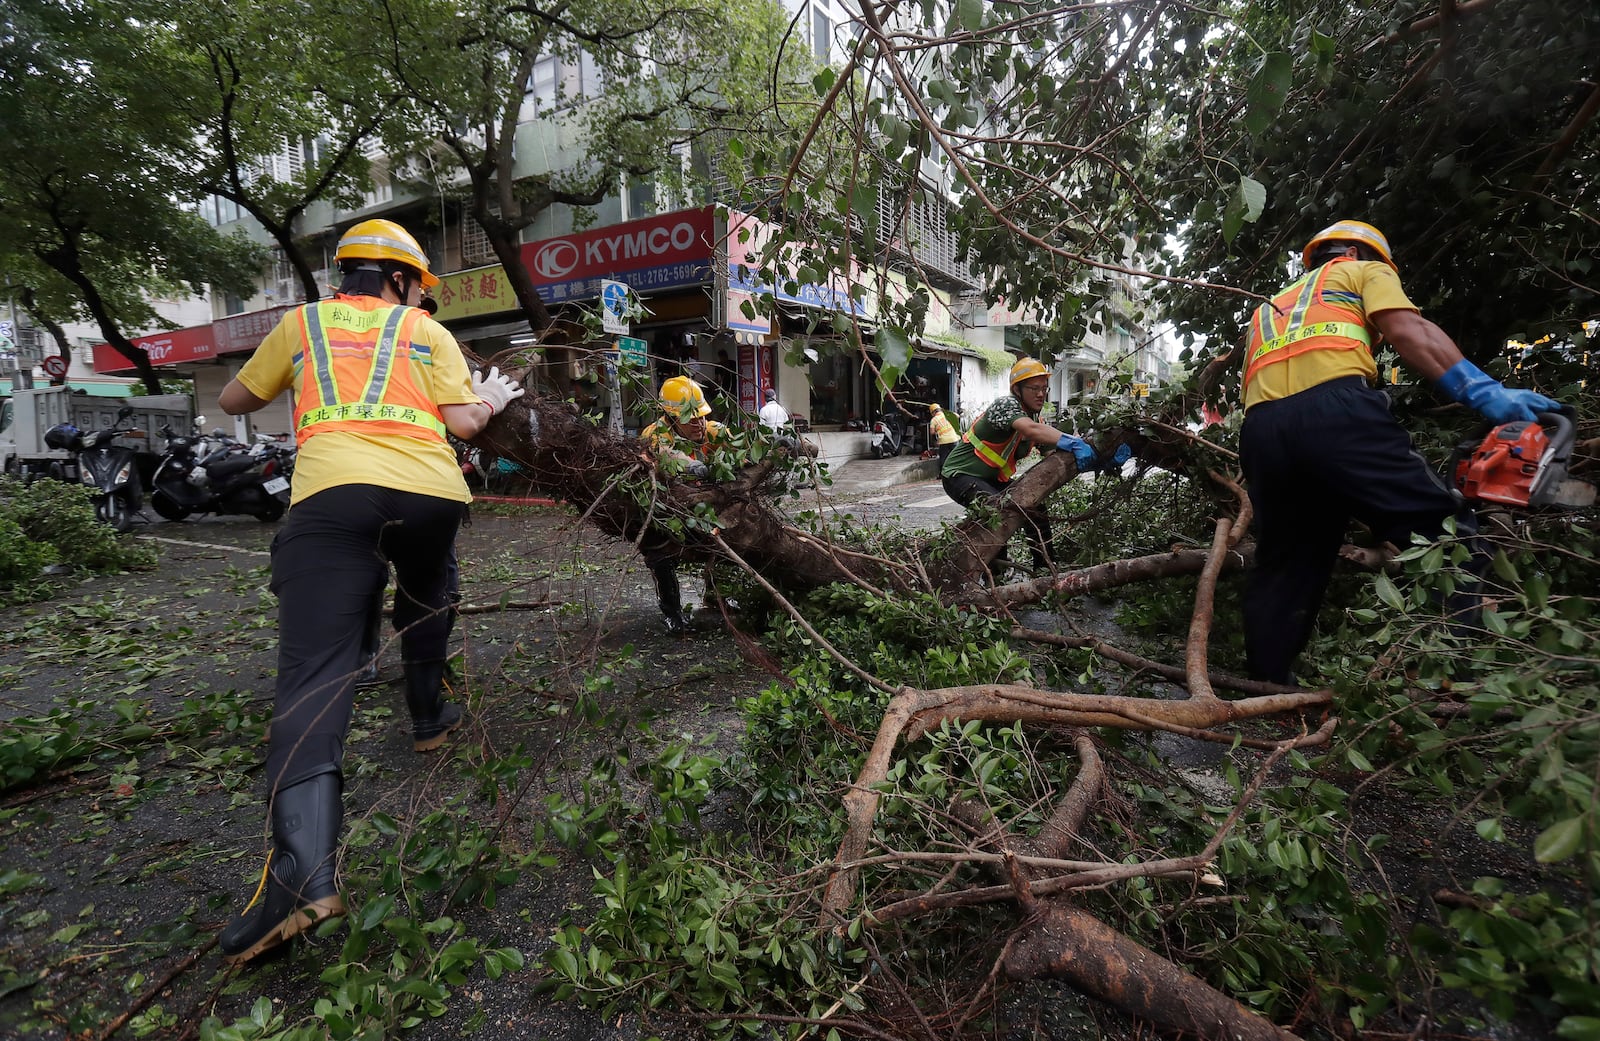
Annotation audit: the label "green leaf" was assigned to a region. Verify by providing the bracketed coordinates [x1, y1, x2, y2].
[876, 326, 911, 390]
[1533, 816, 1586, 863]
[1557, 1016, 1600, 1041]
[949, 0, 983, 33]
[1373, 572, 1405, 612]
[548, 945, 580, 980]
[1221, 176, 1266, 243]
[1346, 747, 1374, 772]
[1490, 549, 1519, 584]
[1309, 30, 1336, 64]
[1244, 53, 1293, 136]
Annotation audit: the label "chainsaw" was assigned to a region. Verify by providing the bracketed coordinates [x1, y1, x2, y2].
[1449, 408, 1595, 509]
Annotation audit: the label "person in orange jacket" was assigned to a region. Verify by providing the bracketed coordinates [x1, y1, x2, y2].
[214, 219, 523, 964]
[941, 356, 1127, 572]
[1239, 219, 1560, 684]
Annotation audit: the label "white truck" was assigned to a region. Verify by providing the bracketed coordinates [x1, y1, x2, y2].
[0, 385, 194, 483]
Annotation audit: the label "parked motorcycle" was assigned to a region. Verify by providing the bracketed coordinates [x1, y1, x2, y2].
[149, 423, 292, 522]
[454, 437, 527, 494]
[869, 408, 905, 459]
[43, 406, 144, 532]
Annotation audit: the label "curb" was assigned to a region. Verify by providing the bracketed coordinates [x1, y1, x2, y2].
[825, 457, 943, 495]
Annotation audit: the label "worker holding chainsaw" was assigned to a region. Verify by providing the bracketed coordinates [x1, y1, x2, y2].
[1239, 219, 1562, 685]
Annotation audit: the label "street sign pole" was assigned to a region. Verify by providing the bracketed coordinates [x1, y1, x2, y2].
[602, 350, 624, 436]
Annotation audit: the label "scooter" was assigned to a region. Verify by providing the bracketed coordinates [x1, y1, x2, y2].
[149, 423, 290, 522]
[869, 408, 905, 459]
[43, 406, 144, 532]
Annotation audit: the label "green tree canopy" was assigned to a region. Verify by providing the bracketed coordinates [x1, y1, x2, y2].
[0, 0, 262, 390]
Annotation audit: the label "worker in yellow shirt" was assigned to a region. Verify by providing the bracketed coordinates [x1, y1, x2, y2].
[927, 404, 959, 465]
[1240, 219, 1559, 684]
[639, 376, 728, 633]
[214, 219, 523, 963]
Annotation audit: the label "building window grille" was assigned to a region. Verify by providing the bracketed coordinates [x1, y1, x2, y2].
[462, 215, 496, 265]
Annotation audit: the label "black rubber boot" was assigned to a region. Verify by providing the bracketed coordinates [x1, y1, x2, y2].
[220, 769, 346, 965]
[652, 562, 692, 634]
[403, 659, 463, 752]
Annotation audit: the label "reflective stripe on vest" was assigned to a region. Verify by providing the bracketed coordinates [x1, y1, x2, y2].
[1243, 257, 1373, 392]
[962, 407, 1025, 482]
[293, 299, 447, 443]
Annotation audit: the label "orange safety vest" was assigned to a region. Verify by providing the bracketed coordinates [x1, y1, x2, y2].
[929, 410, 958, 445]
[291, 296, 448, 447]
[961, 405, 1027, 482]
[1243, 257, 1374, 393]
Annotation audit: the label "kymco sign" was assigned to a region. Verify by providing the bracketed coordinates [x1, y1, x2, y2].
[518, 207, 714, 304]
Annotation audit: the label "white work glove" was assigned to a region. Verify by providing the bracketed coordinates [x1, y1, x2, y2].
[471, 366, 525, 416]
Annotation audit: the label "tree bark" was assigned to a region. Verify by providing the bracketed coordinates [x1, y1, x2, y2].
[1004, 905, 1304, 1041]
[19, 288, 72, 387]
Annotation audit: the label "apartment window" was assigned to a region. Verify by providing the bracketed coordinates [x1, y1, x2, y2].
[812, 6, 831, 62]
[624, 174, 657, 220]
[528, 55, 560, 110]
[201, 194, 244, 227]
[577, 51, 605, 99]
[301, 134, 328, 168]
[266, 253, 297, 303]
[528, 51, 606, 112]
[361, 177, 394, 208]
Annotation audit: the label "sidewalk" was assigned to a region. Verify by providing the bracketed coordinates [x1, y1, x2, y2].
[824, 453, 942, 496]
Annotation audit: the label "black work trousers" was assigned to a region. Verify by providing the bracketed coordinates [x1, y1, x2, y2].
[266, 484, 464, 789]
[1240, 377, 1475, 684]
[941, 471, 1054, 569]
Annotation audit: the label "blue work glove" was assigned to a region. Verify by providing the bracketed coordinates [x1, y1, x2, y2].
[1436, 360, 1560, 425]
[1056, 434, 1097, 470]
[1104, 443, 1133, 470]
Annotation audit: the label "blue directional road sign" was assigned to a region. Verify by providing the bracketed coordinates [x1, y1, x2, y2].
[601, 279, 630, 335]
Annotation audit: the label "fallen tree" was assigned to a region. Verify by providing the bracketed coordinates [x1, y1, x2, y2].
[467, 362, 1361, 1037]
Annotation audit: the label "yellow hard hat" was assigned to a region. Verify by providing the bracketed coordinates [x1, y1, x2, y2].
[336, 219, 439, 288]
[1009, 356, 1049, 389]
[1302, 220, 1396, 272]
[660, 376, 711, 420]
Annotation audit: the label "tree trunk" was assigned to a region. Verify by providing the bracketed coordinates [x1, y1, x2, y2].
[37, 246, 163, 395]
[19, 288, 73, 387]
